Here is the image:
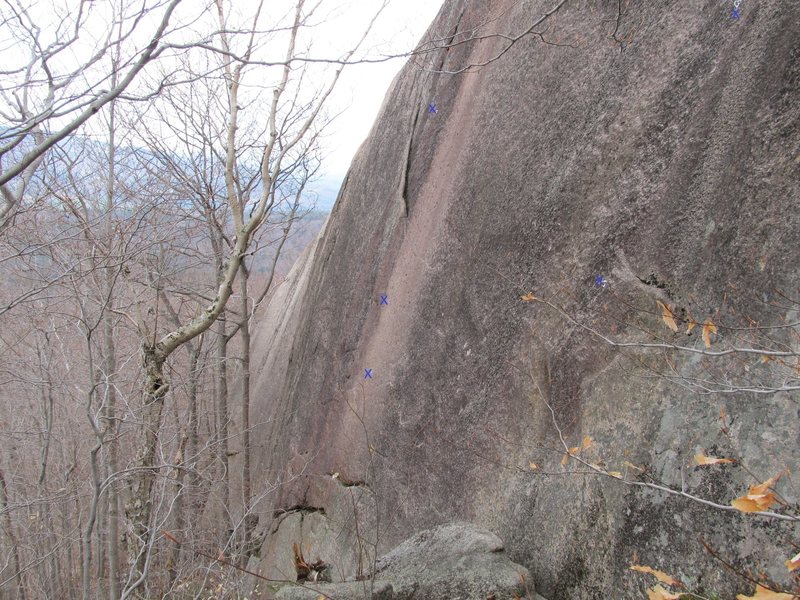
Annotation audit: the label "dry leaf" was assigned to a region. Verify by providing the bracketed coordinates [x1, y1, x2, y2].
[520, 292, 536, 302]
[694, 452, 735, 466]
[761, 355, 772, 363]
[657, 301, 679, 332]
[736, 584, 796, 599]
[702, 319, 717, 348]
[624, 460, 645, 472]
[786, 551, 800, 572]
[646, 584, 683, 600]
[529, 462, 540, 471]
[731, 472, 783, 513]
[162, 530, 180, 545]
[582, 435, 593, 449]
[561, 446, 581, 467]
[784, 552, 800, 571]
[631, 564, 684, 587]
[608, 471, 623, 479]
[686, 320, 696, 334]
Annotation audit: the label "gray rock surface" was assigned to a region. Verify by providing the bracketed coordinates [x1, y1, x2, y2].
[272, 523, 537, 600]
[275, 580, 394, 600]
[242, 1, 800, 598]
[372, 522, 533, 600]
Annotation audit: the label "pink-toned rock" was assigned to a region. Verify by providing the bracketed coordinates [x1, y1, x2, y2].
[245, 1, 800, 598]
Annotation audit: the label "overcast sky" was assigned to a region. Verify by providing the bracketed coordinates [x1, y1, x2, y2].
[318, 0, 446, 179]
[0, 0, 446, 208]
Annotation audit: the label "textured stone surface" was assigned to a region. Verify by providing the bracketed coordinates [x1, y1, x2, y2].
[372, 522, 532, 600]
[271, 523, 536, 600]
[275, 580, 394, 600]
[244, 1, 800, 598]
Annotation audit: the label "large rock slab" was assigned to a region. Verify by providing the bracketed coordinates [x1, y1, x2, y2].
[276, 580, 394, 600]
[372, 522, 534, 600]
[273, 523, 540, 600]
[246, 0, 800, 598]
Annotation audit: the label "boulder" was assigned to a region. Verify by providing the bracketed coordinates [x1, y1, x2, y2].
[372, 522, 535, 600]
[274, 523, 541, 600]
[247, 0, 800, 597]
[275, 580, 394, 600]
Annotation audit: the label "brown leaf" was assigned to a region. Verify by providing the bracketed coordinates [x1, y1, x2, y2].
[561, 446, 581, 467]
[657, 301, 679, 332]
[694, 452, 735, 466]
[582, 435, 593, 449]
[162, 530, 180, 545]
[608, 471, 623, 479]
[731, 472, 783, 513]
[624, 460, 645, 472]
[631, 564, 684, 587]
[702, 319, 717, 348]
[686, 319, 696, 334]
[646, 584, 683, 600]
[520, 292, 536, 302]
[736, 584, 796, 599]
[528, 462, 539, 471]
[786, 551, 800, 572]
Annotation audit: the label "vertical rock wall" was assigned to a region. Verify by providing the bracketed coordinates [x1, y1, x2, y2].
[245, 1, 800, 597]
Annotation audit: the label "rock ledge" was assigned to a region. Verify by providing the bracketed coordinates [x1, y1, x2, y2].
[275, 523, 545, 600]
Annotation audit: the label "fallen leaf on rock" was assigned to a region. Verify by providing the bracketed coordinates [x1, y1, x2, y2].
[657, 301, 679, 332]
[529, 462, 539, 471]
[731, 472, 783, 513]
[736, 584, 796, 599]
[646, 584, 683, 600]
[520, 292, 536, 302]
[631, 564, 683, 587]
[582, 435, 593, 449]
[702, 319, 717, 348]
[694, 452, 735, 466]
[786, 551, 800, 572]
[608, 471, 623, 479]
[686, 319, 696, 334]
[624, 460, 645, 472]
[561, 446, 580, 467]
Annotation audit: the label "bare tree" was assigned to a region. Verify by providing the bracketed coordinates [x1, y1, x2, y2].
[0, 0, 190, 231]
[113, 1, 389, 592]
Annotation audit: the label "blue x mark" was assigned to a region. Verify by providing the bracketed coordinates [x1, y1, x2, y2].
[731, 9, 740, 19]
[380, 294, 388, 305]
[364, 369, 373, 380]
[428, 103, 437, 114]
[594, 274, 606, 288]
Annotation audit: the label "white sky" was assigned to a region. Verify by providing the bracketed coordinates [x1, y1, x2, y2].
[317, 0, 446, 178]
[0, 0, 445, 200]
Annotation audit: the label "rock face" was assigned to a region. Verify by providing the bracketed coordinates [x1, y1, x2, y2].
[244, 1, 800, 598]
[273, 523, 537, 600]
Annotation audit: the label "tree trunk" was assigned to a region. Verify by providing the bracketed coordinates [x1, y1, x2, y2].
[124, 344, 169, 592]
[165, 343, 199, 591]
[238, 265, 252, 561]
[104, 88, 121, 600]
[0, 468, 26, 600]
[214, 316, 230, 525]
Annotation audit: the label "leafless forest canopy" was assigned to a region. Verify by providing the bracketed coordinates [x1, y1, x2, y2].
[0, 0, 361, 597]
